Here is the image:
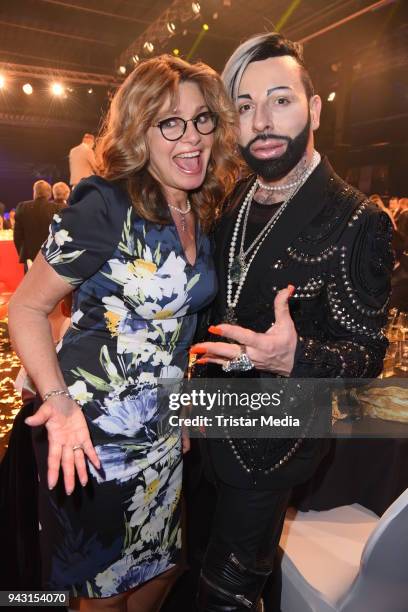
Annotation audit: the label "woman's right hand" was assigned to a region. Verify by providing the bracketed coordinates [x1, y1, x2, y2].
[25, 398, 101, 495]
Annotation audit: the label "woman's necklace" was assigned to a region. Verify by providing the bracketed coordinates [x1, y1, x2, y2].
[225, 151, 321, 324]
[168, 198, 191, 231]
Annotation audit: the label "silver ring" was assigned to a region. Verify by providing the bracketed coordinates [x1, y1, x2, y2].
[222, 347, 254, 372]
[72, 444, 84, 452]
[222, 359, 232, 372]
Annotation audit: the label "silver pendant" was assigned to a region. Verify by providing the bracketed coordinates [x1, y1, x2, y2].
[230, 255, 245, 284]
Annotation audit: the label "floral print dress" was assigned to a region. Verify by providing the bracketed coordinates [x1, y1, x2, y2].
[33, 176, 217, 598]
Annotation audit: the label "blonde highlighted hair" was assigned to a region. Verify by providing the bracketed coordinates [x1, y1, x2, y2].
[98, 55, 240, 232]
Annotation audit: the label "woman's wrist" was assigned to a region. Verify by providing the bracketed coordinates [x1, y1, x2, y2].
[42, 389, 73, 402]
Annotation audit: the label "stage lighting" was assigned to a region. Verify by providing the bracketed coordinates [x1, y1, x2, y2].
[51, 82, 64, 96]
[22, 83, 33, 95]
[143, 41, 154, 53]
[327, 92, 336, 102]
[192, 2, 200, 15]
[0, 75, 5, 89]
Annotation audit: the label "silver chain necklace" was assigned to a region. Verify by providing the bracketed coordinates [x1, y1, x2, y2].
[225, 151, 321, 324]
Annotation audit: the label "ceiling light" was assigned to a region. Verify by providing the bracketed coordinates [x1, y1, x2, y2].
[143, 41, 154, 53]
[173, 48, 180, 56]
[22, 83, 33, 95]
[88, 88, 93, 94]
[0, 75, 6, 89]
[202, 23, 209, 31]
[51, 82, 64, 96]
[167, 21, 176, 34]
[132, 54, 140, 64]
[118, 65, 127, 75]
[192, 2, 200, 15]
[212, 12, 219, 19]
[327, 92, 336, 102]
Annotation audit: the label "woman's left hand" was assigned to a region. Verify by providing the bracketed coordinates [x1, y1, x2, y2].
[190, 286, 298, 377]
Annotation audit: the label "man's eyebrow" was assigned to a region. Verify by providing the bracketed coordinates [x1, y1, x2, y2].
[237, 86, 293, 100]
[266, 86, 293, 96]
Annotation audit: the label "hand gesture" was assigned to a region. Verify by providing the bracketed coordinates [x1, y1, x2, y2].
[190, 285, 297, 377]
[25, 397, 101, 495]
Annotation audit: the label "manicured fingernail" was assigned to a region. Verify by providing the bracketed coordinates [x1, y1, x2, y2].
[196, 358, 208, 365]
[208, 325, 223, 336]
[48, 485, 54, 491]
[190, 346, 207, 355]
[81, 480, 87, 487]
[287, 284, 295, 296]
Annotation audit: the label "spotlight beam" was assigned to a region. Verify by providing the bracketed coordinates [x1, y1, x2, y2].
[0, 61, 120, 87]
[186, 29, 207, 61]
[275, 0, 303, 32]
[37, 0, 151, 25]
[0, 19, 115, 46]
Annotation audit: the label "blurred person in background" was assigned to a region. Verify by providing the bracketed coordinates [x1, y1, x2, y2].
[52, 182, 70, 206]
[13, 180, 65, 272]
[369, 194, 397, 230]
[389, 196, 403, 221]
[69, 133, 97, 188]
[391, 198, 408, 311]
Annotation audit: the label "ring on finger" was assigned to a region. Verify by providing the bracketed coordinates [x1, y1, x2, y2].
[72, 444, 84, 452]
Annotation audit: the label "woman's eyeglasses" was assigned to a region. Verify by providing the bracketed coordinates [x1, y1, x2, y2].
[154, 111, 218, 141]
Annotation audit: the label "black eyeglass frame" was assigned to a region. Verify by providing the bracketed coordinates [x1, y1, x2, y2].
[154, 111, 218, 141]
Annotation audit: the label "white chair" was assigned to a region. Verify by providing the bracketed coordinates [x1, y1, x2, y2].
[280, 487, 408, 612]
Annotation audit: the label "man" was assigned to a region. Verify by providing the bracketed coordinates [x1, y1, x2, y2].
[191, 33, 393, 611]
[68, 132, 96, 188]
[52, 181, 70, 206]
[13, 180, 65, 271]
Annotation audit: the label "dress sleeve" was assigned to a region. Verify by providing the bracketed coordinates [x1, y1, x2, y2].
[291, 207, 394, 378]
[41, 184, 119, 286]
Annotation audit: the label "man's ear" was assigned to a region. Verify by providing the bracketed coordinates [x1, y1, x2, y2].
[309, 95, 322, 131]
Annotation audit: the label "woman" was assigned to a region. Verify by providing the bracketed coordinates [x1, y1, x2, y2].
[8, 55, 238, 611]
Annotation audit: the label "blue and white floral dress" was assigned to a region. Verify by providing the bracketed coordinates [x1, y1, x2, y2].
[33, 176, 217, 598]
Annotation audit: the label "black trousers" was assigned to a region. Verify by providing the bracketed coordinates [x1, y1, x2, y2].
[205, 480, 292, 573]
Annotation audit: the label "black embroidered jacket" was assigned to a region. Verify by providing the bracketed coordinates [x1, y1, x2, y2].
[200, 157, 394, 489]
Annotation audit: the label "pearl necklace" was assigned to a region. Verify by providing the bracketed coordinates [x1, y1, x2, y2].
[257, 175, 304, 191]
[225, 151, 321, 324]
[168, 198, 191, 231]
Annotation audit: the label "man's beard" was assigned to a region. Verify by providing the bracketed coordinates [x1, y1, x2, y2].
[239, 113, 311, 181]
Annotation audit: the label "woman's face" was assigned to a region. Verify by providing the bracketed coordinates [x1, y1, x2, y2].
[146, 81, 214, 205]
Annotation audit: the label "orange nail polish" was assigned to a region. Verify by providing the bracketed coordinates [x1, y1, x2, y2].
[208, 325, 223, 336]
[196, 358, 208, 365]
[190, 346, 207, 355]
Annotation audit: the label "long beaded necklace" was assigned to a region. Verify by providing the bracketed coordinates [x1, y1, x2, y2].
[225, 150, 321, 324]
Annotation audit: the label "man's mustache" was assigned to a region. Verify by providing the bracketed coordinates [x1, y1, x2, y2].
[247, 133, 291, 148]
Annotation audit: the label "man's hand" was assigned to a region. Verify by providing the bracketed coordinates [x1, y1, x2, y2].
[190, 286, 297, 377]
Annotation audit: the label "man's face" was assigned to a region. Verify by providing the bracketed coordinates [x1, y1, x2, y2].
[236, 56, 321, 180]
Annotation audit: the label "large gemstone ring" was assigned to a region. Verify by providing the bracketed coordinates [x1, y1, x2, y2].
[222, 346, 254, 372]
